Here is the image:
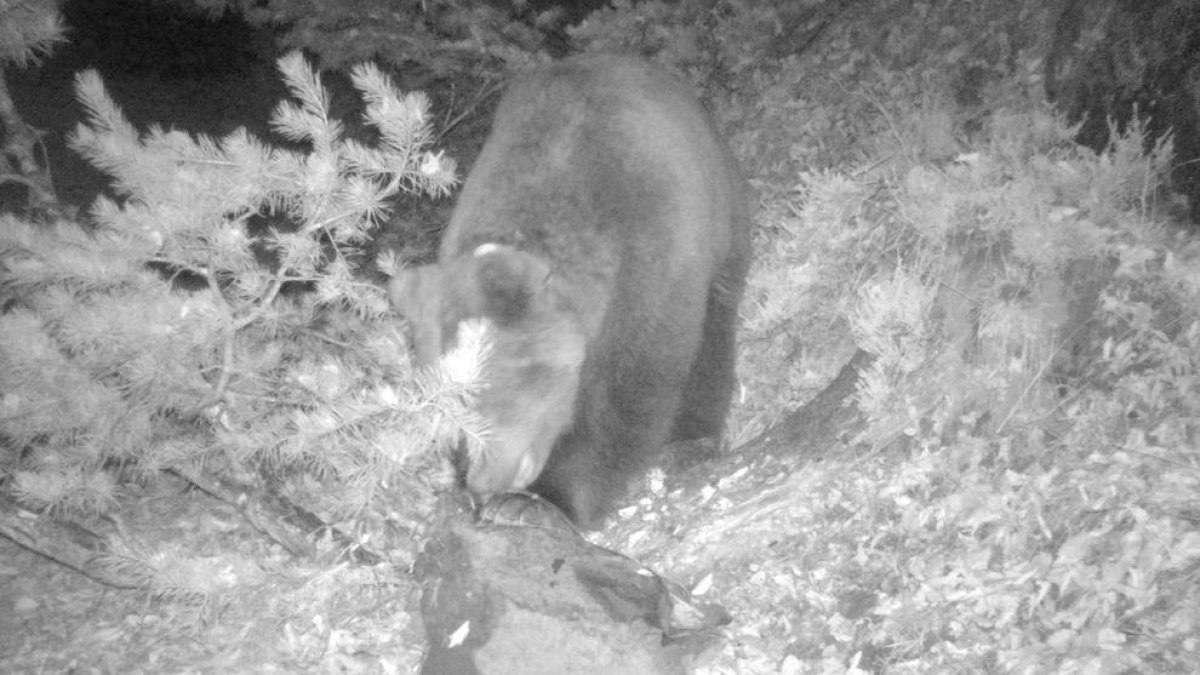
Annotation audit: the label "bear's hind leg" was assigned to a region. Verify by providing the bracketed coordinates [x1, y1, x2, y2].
[670, 267, 746, 443]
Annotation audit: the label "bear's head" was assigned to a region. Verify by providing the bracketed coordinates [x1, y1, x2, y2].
[389, 244, 587, 500]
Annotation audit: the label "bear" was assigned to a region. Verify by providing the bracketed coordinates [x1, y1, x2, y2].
[390, 54, 751, 528]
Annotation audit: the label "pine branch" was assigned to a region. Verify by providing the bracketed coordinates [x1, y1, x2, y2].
[0, 493, 139, 589]
[0, 0, 65, 66]
[3, 51, 473, 568]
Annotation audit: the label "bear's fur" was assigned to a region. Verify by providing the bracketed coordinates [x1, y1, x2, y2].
[390, 55, 751, 527]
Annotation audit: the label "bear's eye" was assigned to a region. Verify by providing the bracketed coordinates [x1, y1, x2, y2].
[477, 259, 535, 323]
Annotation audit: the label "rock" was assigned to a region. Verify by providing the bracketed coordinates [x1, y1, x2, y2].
[415, 496, 729, 675]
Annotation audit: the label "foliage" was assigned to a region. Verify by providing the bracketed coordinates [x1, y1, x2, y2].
[714, 1, 1200, 672]
[729, 0, 1056, 435]
[0, 52, 476, 556]
[0, 0, 64, 65]
[201, 0, 566, 75]
[788, 109, 1198, 675]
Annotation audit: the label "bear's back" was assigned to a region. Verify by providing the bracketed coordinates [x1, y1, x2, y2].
[440, 55, 743, 304]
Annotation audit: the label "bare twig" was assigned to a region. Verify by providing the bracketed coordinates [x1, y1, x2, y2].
[0, 70, 60, 212]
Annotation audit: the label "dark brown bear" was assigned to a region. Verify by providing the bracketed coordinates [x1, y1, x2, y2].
[390, 54, 750, 528]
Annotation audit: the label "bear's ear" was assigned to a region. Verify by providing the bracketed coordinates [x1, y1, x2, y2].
[471, 244, 551, 324]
